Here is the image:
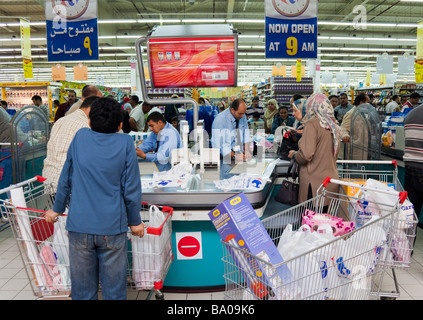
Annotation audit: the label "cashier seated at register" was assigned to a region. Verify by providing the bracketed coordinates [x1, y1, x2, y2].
[211, 98, 252, 163]
[136, 111, 182, 172]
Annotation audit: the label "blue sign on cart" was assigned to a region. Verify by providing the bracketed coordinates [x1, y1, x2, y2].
[265, 0, 318, 59]
[45, 0, 99, 62]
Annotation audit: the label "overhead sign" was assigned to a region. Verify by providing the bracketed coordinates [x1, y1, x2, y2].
[265, 0, 318, 59]
[45, 0, 99, 62]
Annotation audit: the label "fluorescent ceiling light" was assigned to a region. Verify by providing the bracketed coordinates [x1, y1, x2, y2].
[137, 19, 181, 23]
[226, 19, 264, 23]
[98, 19, 137, 24]
[181, 19, 225, 23]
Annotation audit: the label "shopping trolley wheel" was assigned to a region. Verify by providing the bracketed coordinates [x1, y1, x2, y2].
[155, 292, 165, 300]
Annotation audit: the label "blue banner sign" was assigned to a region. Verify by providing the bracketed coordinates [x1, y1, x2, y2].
[265, 0, 318, 59]
[46, 0, 99, 62]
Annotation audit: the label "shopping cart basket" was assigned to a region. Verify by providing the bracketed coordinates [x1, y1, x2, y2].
[222, 177, 416, 300]
[0, 176, 174, 300]
[336, 160, 418, 269]
[127, 202, 174, 300]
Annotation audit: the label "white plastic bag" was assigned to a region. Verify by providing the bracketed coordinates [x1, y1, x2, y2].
[277, 224, 337, 300]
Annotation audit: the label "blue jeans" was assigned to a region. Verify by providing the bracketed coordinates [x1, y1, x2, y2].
[68, 232, 128, 300]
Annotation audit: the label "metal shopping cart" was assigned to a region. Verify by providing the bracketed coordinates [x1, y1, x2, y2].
[127, 202, 174, 300]
[0, 176, 174, 300]
[221, 176, 417, 300]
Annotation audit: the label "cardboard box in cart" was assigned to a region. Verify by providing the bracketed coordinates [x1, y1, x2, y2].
[208, 192, 293, 299]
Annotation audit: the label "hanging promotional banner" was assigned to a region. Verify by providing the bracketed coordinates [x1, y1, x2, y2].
[417, 20, 423, 59]
[45, 0, 99, 62]
[265, 0, 318, 59]
[20, 19, 33, 79]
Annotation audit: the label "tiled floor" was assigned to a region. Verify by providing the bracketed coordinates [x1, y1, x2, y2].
[1, 223, 423, 300]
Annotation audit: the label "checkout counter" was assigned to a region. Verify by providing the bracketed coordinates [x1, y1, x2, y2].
[137, 122, 290, 291]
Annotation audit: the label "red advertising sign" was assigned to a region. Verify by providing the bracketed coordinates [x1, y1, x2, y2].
[148, 37, 237, 88]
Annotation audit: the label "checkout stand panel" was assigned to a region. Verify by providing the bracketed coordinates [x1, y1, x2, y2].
[138, 155, 290, 290]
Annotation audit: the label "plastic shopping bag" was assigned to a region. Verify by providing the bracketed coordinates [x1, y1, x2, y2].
[277, 224, 337, 300]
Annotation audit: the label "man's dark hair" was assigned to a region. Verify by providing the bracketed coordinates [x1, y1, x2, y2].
[131, 95, 139, 104]
[252, 111, 260, 118]
[410, 92, 421, 99]
[89, 97, 122, 133]
[354, 93, 368, 106]
[292, 94, 304, 102]
[392, 95, 399, 101]
[31, 95, 42, 102]
[80, 96, 100, 109]
[230, 98, 245, 111]
[339, 93, 348, 98]
[252, 96, 259, 102]
[279, 106, 289, 111]
[1, 100, 7, 108]
[328, 95, 338, 100]
[147, 111, 166, 124]
[82, 85, 100, 98]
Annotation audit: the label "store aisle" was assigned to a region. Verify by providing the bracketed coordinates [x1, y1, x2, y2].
[1, 225, 423, 300]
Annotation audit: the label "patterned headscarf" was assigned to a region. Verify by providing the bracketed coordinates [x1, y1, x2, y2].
[303, 93, 342, 156]
[292, 98, 307, 122]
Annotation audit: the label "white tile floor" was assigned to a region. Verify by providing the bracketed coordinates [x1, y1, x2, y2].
[1, 224, 423, 300]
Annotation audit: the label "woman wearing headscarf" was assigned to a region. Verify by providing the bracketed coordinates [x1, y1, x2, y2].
[277, 98, 307, 160]
[288, 94, 342, 204]
[263, 99, 279, 134]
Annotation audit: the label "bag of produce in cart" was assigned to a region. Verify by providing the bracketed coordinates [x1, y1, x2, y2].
[130, 205, 167, 289]
[51, 214, 70, 288]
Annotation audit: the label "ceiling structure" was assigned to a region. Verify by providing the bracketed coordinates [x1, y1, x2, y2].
[0, 0, 422, 88]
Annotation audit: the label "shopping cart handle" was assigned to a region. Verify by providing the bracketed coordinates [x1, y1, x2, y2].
[399, 191, 408, 204]
[36, 175, 47, 182]
[322, 177, 332, 188]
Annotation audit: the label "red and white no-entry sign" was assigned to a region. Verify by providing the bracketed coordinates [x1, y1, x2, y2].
[175, 232, 203, 260]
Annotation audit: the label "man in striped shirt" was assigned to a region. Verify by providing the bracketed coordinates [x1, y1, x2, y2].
[42, 96, 100, 189]
[246, 96, 264, 120]
[404, 104, 423, 226]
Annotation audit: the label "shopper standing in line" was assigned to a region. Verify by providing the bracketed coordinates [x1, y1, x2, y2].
[64, 85, 103, 116]
[403, 104, 423, 229]
[46, 97, 144, 300]
[385, 95, 400, 114]
[246, 96, 264, 120]
[43, 96, 100, 188]
[263, 98, 279, 134]
[31, 95, 50, 120]
[401, 92, 421, 112]
[54, 90, 77, 122]
[211, 98, 252, 163]
[128, 95, 145, 132]
[0, 100, 7, 110]
[271, 106, 295, 134]
[339, 93, 370, 160]
[333, 93, 354, 124]
[328, 95, 339, 110]
[288, 94, 342, 206]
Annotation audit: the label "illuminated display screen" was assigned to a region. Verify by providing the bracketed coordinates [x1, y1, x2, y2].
[148, 37, 237, 88]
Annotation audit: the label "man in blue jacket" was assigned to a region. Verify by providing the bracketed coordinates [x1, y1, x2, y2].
[46, 97, 144, 300]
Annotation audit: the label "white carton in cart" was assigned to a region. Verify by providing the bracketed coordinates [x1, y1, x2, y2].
[209, 192, 295, 299]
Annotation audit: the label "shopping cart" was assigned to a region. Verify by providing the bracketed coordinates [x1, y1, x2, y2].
[0, 176, 174, 300]
[221, 176, 417, 300]
[127, 202, 174, 300]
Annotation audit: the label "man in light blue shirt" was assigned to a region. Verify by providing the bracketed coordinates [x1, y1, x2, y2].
[136, 111, 182, 171]
[211, 98, 252, 163]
